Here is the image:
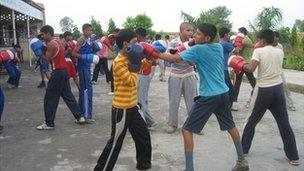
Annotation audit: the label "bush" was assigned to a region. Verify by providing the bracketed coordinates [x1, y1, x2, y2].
[283, 53, 304, 71]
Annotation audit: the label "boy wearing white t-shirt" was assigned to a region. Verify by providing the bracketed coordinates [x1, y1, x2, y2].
[242, 29, 299, 166]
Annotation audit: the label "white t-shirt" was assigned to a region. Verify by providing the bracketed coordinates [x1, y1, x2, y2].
[252, 45, 283, 87]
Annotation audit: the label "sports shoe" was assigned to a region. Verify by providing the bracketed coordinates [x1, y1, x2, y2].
[7, 83, 14, 89]
[37, 81, 45, 88]
[36, 123, 54, 130]
[231, 102, 239, 111]
[232, 159, 249, 171]
[75, 117, 86, 124]
[245, 101, 250, 108]
[108, 92, 114, 96]
[165, 126, 177, 134]
[288, 106, 296, 111]
[286, 157, 300, 166]
[85, 118, 95, 124]
[159, 78, 166, 82]
[148, 122, 158, 130]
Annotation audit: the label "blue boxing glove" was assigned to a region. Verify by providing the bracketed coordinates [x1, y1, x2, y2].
[79, 54, 100, 64]
[152, 40, 167, 53]
[91, 34, 97, 41]
[30, 38, 44, 57]
[126, 43, 144, 72]
[92, 41, 103, 53]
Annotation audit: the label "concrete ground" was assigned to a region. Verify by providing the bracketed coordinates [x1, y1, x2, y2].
[0, 65, 303, 171]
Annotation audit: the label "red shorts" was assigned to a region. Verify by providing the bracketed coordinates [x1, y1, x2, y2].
[65, 59, 77, 78]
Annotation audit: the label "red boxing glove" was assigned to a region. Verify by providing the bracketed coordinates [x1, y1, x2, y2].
[140, 42, 161, 59]
[101, 36, 111, 48]
[228, 55, 245, 74]
[108, 34, 117, 45]
[67, 40, 76, 50]
[176, 39, 196, 52]
[0, 50, 15, 63]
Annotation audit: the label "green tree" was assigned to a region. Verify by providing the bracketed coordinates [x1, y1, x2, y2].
[107, 18, 117, 34]
[301, 37, 304, 50]
[89, 16, 103, 37]
[253, 6, 283, 30]
[181, 6, 232, 29]
[294, 19, 304, 32]
[72, 25, 81, 40]
[59, 16, 74, 32]
[277, 27, 290, 44]
[123, 13, 153, 31]
[290, 26, 298, 47]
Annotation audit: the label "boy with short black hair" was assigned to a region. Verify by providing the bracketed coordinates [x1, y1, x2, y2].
[72, 23, 96, 122]
[36, 25, 85, 130]
[241, 29, 299, 166]
[219, 27, 235, 107]
[3, 44, 22, 88]
[94, 29, 152, 171]
[30, 34, 50, 88]
[62, 31, 79, 89]
[165, 22, 198, 134]
[141, 23, 249, 171]
[231, 27, 256, 111]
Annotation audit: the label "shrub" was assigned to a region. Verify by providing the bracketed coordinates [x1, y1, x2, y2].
[283, 53, 304, 71]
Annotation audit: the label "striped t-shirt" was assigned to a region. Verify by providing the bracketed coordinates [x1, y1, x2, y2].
[112, 53, 152, 109]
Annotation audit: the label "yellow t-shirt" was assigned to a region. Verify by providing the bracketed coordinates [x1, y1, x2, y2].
[112, 53, 152, 109]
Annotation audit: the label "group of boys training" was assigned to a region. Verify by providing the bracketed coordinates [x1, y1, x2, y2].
[0, 20, 299, 171]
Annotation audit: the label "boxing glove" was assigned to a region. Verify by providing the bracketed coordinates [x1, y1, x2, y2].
[233, 33, 245, 48]
[79, 54, 99, 64]
[126, 43, 144, 72]
[92, 41, 103, 53]
[91, 34, 97, 41]
[108, 34, 117, 45]
[228, 55, 245, 74]
[140, 42, 161, 59]
[67, 40, 76, 50]
[168, 48, 178, 54]
[152, 40, 167, 53]
[0, 50, 15, 64]
[30, 38, 44, 57]
[176, 39, 196, 52]
[101, 36, 112, 48]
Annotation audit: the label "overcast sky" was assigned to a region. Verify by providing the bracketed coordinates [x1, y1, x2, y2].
[34, 0, 304, 33]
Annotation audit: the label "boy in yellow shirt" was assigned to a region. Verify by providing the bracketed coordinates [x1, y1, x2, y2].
[94, 29, 152, 171]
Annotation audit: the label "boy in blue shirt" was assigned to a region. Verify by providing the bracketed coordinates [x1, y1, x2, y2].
[219, 27, 235, 108]
[142, 23, 249, 171]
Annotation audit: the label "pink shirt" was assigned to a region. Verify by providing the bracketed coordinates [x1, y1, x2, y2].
[96, 37, 109, 58]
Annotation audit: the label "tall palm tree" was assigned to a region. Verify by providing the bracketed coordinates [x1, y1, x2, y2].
[254, 6, 283, 30]
[181, 6, 232, 30]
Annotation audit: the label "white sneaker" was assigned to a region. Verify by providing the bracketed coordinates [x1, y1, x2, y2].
[36, 123, 54, 130]
[231, 102, 239, 111]
[165, 126, 177, 134]
[7, 83, 14, 89]
[75, 117, 86, 124]
[245, 101, 250, 108]
[108, 92, 114, 95]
